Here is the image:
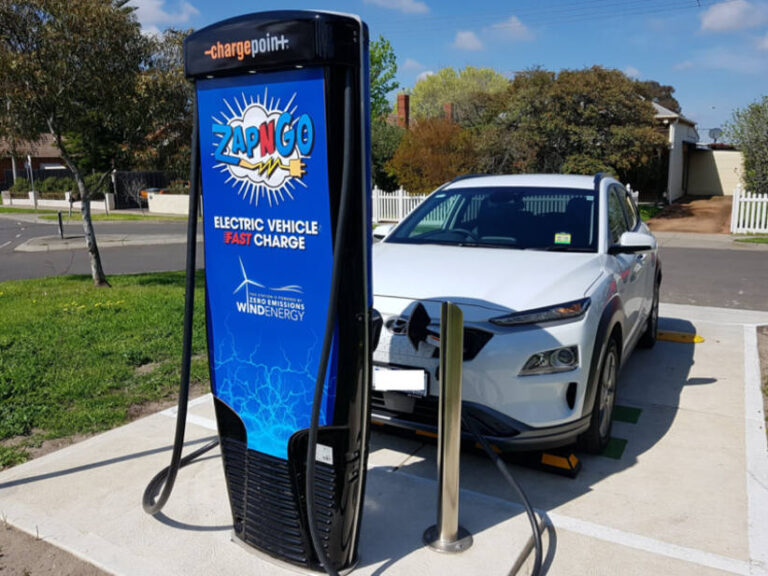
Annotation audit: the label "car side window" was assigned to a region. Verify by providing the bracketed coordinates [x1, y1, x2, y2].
[608, 187, 629, 245]
[620, 187, 639, 230]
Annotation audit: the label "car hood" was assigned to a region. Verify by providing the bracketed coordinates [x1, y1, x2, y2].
[373, 242, 604, 315]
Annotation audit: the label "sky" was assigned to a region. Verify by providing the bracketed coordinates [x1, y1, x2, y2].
[128, 0, 768, 142]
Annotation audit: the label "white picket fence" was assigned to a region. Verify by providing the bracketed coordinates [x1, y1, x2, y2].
[731, 185, 768, 234]
[372, 187, 427, 222]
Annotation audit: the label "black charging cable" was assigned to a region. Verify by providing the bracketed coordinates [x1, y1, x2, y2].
[463, 415, 544, 576]
[304, 66, 355, 576]
[142, 101, 220, 516]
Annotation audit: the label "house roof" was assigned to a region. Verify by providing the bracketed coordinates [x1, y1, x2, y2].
[653, 102, 696, 127]
[0, 134, 60, 158]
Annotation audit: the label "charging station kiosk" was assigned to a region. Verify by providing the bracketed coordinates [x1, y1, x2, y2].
[183, 12, 371, 572]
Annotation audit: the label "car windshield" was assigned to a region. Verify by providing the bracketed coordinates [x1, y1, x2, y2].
[385, 186, 598, 252]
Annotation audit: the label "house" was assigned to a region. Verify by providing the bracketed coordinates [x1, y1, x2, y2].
[688, 142, 744, 197]
[653, 103, 699, 203]
[0, 134, 67, 190]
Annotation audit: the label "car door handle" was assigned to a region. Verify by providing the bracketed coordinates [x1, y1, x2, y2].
[636, 253, 648, 262]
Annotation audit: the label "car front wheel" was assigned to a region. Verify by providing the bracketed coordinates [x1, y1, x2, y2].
[578, 337, 619, 454]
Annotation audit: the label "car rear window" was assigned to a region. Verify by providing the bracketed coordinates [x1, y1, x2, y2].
[386, 186, 598, 252]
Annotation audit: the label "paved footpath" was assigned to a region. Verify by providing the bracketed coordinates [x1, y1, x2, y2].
[1, 303, 767, 575]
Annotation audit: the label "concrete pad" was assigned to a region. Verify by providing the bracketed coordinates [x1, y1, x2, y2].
[0, 302, 766, 576]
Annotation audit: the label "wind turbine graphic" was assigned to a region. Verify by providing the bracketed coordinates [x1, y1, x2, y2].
[233, 257, 266, 303]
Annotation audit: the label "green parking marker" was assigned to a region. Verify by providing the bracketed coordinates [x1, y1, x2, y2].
[613, 405, 642, 424]
[601, 437, 628, 460]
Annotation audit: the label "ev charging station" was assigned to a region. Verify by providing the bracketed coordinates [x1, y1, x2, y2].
[142, 10, 547, 576]
[145, 11, 372, 574]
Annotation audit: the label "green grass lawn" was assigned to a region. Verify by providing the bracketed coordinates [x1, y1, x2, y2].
[0, 207, 60, 215]
[639, 204, 663, 221]
[0, 272, 208, 468]
[0, 207, 187, 221]
[734, 236, 768, 244]
[43, 213, 189, 222]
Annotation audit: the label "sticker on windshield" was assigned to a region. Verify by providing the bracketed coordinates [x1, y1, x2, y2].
[554, 232, 572, 245]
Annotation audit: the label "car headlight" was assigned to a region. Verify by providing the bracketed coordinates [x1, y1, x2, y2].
[489, 298, 590, 327]
[519, 345, 579, 376]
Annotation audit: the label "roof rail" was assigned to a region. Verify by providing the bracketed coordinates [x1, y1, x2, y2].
[593, 172, 605, 190]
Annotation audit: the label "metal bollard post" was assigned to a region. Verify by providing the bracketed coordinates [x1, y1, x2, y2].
[423, 301, 473, 553]
[57, 211, 64, 239]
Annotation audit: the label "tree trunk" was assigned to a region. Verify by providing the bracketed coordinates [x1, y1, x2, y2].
[50, 123, 110, 288]
[74, 173, 110, 287]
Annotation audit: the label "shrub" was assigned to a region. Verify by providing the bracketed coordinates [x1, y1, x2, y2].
[388, 118, 477, 194]
[37, 177, 64, 198]
[84, 173, 107, 200]
[726, 96, 768, 194]
[54, 177, 75, 193]
[167, 179, 189, 195]
[9, 177, 29, 194]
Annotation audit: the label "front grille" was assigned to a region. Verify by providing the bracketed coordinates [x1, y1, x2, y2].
[372, 391, 521, 438]
[371, 391, 438, 427]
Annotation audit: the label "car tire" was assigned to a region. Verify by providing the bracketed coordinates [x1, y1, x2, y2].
[578, 337, 619, 454]
[637, 279, 660, 349]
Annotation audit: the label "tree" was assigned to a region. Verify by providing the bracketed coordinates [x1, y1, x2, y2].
[388, 117, 477, 194]
[634, 80, 681, 114]
[370, 35, 399, 120]
[477, 68, 555, 174]
[478, 66, 666, 185]
[129, 28, 193, 177]
[726, 96, 768, 194]
[410, 66, 509, 123]
[0, 0, 147, 286]
[371, 117, 404, 191]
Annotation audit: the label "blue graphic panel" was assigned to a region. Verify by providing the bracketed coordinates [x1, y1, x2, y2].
[197, 69, 335, 459]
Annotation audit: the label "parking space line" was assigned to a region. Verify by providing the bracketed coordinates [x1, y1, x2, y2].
[392, 467, 750, 575]
[548, 511, 750, 575]
[744, 325, 768, 576]
[160, 396, 754, 574]
[157, 315, 768, 574]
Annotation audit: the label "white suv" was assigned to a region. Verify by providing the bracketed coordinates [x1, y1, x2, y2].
[371, 173, 660, 453]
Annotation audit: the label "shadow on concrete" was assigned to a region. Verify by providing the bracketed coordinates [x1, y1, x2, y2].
[359, 315, 703, 573]
[0, 436, 217, 491]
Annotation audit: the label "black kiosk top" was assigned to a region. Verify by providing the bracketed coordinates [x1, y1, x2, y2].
[184, 10, 365, 79]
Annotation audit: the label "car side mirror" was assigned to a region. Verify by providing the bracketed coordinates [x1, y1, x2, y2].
[373, 223, 395, 241]
[609, 231, 656, 255]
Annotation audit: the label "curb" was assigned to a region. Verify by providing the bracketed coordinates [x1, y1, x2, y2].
[14, 234, 202, 253]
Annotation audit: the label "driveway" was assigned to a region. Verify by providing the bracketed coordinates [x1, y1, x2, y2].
[648, 196, 733, 234]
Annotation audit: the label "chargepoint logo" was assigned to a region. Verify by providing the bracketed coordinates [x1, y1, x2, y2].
[212, 89, 314, 207]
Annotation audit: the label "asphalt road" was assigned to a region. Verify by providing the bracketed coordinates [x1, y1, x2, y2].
[0, 216, 189, 248]
[658, 245, 768, 311]
[1, 215, 766, 311]
[0, 216, 202, 281]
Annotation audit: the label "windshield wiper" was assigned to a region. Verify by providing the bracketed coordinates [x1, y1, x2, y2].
[538, 245, 594, 252]
[458, 242, 522, 249]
